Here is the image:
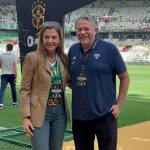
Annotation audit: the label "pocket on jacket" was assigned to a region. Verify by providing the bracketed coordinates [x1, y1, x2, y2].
[30, 94, 38, 106]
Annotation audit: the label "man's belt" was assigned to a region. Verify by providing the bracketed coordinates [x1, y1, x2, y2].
[47, 99, 62, 106]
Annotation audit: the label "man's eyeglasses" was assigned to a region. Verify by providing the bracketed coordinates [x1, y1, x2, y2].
[43, 21, 61, 27]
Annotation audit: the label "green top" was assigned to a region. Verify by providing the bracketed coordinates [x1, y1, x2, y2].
[48, 60, 63, 99]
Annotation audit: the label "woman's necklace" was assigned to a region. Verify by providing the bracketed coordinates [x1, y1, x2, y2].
[49, 54, 56, 64]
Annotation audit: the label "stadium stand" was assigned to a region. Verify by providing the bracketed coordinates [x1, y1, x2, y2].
[0, 0, 150, 62]
[0, 3, 17, 29]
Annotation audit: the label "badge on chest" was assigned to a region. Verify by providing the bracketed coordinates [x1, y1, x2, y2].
[77, 65, 87, 87]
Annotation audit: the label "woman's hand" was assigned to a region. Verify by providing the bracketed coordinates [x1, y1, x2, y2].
[23, 117, 35, 137]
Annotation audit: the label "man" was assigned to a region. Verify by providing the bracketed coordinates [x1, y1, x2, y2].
[0, 43, 18, 110]
[68, 16, 129, 150]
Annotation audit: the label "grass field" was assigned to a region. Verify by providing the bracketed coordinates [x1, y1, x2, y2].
[0, 64, 150, 149]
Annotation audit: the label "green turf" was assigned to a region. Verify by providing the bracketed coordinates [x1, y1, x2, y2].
[118, 65, 150, 127]
[0, 65, 150, 149]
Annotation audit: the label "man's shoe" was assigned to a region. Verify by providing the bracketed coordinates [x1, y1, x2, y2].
[0, 106, 6, 110]
[13, 102, 19, 106]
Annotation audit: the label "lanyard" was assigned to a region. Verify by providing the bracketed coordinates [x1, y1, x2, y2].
[48, 55, 59, 80]
[80, 52, 90, 70]
[80, 53, 89, 63]
[79, 39, 97, 65]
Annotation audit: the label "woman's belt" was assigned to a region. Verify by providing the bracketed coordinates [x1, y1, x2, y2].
[47, 99, 62, 106]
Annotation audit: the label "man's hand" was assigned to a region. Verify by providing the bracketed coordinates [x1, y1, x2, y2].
[110, 104, 120, 119]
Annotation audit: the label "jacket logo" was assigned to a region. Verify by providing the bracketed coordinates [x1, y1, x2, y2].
[94, 53, 100, 59]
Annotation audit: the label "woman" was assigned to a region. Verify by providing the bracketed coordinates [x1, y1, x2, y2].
[20, 21, 70, 150]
